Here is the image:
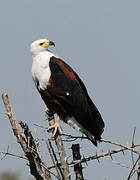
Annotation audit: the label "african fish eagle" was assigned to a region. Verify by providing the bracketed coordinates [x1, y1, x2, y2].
[30, 38, 105, 146]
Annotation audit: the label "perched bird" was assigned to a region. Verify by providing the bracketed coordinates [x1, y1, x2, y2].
[30, 38, 105, 146]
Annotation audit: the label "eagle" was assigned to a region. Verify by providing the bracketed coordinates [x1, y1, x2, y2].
[30, 38, 105, 146]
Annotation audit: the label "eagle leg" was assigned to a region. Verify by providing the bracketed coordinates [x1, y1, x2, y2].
[47, 115, 63, 137]
[45, 107, 54, 120]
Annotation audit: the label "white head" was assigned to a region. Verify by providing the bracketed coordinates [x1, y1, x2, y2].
[30, 39, 55, 56]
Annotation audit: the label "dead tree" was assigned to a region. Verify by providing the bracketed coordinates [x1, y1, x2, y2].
[1, 92, 72, 180]
[1, 92, 140, 180]
[2, 93, 52, 180]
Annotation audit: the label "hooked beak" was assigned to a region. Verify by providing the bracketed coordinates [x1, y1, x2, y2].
[49, 41, 55, 47]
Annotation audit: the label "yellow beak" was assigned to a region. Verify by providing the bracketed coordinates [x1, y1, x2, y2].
[40, 40, 55, 48]
[41, 41, 50, 48]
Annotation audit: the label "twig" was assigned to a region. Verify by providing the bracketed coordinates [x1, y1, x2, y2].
[131, 127, 136, 166]
[62, 134, 87, 142]
[71, 144, 84, 180]
[137, 158, 140, 180]
[0, 151, 27, 160]
[2, 92, 52, 180]
[112, 160, 131, 169]
[62, 134, 140, 156]
[101, 138, 140, 155]
[1, 146, 10, 160]
[127, 156, 140, 180]
[40, 162, 61, 180]
[47, 142, 140, 169]
[46, 139, 62, 179]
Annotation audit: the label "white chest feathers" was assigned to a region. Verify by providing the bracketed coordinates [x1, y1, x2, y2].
[32, 51, 54, 90]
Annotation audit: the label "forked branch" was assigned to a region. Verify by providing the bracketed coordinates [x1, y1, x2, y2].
[2, 93, 52, 180]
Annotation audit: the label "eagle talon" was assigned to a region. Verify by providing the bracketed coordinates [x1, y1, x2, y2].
[47, 116, 63, 137]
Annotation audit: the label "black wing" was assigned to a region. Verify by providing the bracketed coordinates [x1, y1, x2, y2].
[48, 57, 105, 140]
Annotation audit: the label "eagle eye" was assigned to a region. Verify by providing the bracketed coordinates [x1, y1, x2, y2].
[40, 42, 44, 46]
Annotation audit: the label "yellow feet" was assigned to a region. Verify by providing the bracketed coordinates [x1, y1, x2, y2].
[47, 115, 63, 137]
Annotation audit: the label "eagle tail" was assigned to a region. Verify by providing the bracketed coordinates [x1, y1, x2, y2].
[86, 133, 103, 146]
[83, 129, 102, 146]
[88, 136, 97, 146]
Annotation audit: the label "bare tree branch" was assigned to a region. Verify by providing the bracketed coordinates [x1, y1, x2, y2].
[137, 158, 140, 180]
[131, 127, 136, 166]
[47, 142, 140, 169]
[46, 139, 62, 179]
[127, 156, 140, 180]
[71, 144, 84, 180]
[46, 113, 71, 180]
[2, 92, 52, 180]
[101, 138, 140, 155]
[61, 134, 140, 155]
[0, 150, 27, 160]
[2, 92, 140, 180]
[111, 160, 131, 169]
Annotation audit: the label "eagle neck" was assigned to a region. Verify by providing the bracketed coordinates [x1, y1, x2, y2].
[32, 50, 57, 90]
[32, 50, 54, 62]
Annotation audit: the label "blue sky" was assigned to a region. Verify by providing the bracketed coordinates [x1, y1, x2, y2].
[0, 0, 140, 179]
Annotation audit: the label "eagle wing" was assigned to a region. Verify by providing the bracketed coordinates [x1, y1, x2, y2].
[40, 56, 104, 143]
